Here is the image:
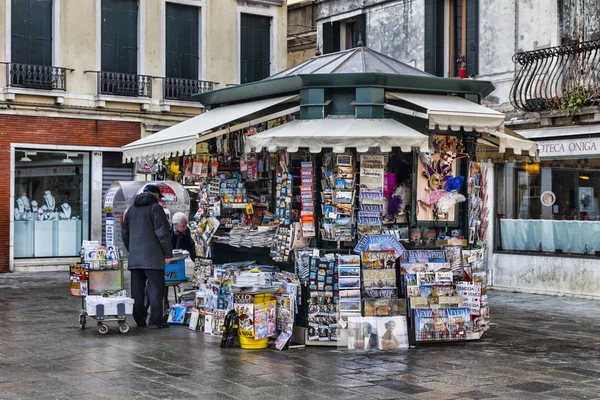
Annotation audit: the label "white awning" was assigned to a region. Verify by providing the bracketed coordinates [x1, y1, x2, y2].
[122, 95, 298, 162]
[386, 92, 505, 133]
[478, 128, 539, 161]
[246, 118, 429, 153]
[514, 124, 600, 139]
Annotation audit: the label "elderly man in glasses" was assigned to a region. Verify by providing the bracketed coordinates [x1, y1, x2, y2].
[171, 212, 197, 261]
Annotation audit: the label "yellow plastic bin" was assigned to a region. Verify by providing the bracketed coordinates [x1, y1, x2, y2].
[239, 335, 269, 349]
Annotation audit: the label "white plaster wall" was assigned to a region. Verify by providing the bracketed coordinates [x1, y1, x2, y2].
[367, 0, 424, 70]
[491, 253, 600, 299]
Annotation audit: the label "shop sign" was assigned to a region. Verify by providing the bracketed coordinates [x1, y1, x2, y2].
[15, 166, 76, 178]
[537, 137, 600, 158]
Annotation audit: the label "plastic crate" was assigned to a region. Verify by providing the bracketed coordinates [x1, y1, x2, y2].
[85, 296, 134, 316]
[165, 259, 186, 281]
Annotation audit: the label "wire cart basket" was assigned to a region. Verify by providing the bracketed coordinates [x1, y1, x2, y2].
[71, 250, 131, 335]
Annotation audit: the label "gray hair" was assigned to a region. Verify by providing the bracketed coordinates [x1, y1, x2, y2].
[172, 212, 188, 225]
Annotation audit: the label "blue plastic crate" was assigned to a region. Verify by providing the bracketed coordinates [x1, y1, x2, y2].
[165, 259, 186, 281]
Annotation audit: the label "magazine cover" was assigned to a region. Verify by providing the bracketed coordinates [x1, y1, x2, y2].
[364, 287, 398, 299]
[254, 303, 268, 340]
[361, 250, 397, 269]
[407, 286, 421, 297]
[401, 250, 447, 263]
[267, 300, 277, 337]
[377, 317, 409, 349]
[405, 273, 418, 286]
[417, 271, 436, 286]
[400, 262, 452, 275]
[347, 317, 378, 350]
[167, 305, 186, 324]
[234, 303, 254, 337]
[444, 245, 465, 280]
[188, 308, 200, 331]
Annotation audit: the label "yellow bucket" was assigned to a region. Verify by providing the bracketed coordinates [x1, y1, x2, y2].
[239, 335, 269, 349]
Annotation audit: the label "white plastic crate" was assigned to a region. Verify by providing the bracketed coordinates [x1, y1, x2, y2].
[85, 296, 134, 316]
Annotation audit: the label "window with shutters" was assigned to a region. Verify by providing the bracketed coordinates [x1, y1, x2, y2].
[240, 13, 272, 84]
[322, 14, 367, 55]
[11, 0, 53, 66]
[163, 3, 209, 101]
[166, 3, 199, 81]
[424, 0, 478, 78]
[99, 0, 151, 97]
[101, 0, 138, 74]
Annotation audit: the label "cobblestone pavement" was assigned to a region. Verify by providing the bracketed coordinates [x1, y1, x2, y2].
[1, 272, 600, 400]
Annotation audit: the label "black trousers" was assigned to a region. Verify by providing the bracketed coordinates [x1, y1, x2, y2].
[130, 269, 165, 326]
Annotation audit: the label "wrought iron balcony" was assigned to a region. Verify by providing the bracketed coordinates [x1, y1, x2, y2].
[6, 63, 69, 91]
[163, 77, 216, 101]
[510, 40, 600, 113]
[96, 71, 152, 98]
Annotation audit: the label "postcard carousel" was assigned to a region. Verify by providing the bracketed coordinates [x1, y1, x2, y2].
[121, 45, 538, 350]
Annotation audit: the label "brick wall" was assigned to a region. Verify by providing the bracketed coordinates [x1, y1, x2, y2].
[0, 115, 141, 272]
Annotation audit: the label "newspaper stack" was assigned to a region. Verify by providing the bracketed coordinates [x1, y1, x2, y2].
[213, 226, 278, 248]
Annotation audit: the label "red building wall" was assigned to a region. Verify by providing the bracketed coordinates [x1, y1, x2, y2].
[0, 115, 141, 272]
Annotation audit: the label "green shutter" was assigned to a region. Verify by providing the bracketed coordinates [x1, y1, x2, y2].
[29, 0, 53, 66]
[101, 0, 119, 72]
[424, 0, 436, 75]
[353, 13, 367, 46]
[332, 21, 341, 52]
[166, 3, 199, 80]
[117, 0, 138, 74]
[453, 0, 463, 76]
[424, 0, 444, 77]
[322, 22, 333, 54]
[101, 0, 137, 74]
[465, 0, 479, 76]
[11, 0, 52, 65]
[11, 0, 30, 64]
[240, 14, 271, 84]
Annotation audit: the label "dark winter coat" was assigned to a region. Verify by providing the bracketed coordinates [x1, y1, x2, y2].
[171, 227, 197, 261]
[122, 193, 173, 270]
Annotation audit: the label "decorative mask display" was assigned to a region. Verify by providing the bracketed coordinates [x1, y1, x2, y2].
[418, 137, 468, 220]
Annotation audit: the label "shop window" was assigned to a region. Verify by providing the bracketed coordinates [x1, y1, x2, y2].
[322, 14, 367, 54]
[424, 0, 478, 77]
[496, 159, 600, 255]
[166, 3, 200, 80]
[14, 150, 90, 258]
[240, 13, 271, 84]
[101, 0, 138, 74]
[11, 0, 53, 66]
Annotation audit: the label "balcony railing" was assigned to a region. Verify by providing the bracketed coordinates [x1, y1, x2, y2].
[6, 63, 69, 91]
[163, 77, 216, 101]
[510, 39, 600, 113]
[96, 71, 152, 98]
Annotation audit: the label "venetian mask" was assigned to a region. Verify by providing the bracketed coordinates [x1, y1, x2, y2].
[429, 173, 443, 191]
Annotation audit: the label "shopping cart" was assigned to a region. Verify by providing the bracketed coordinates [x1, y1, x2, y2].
[75, 256, 133, 335]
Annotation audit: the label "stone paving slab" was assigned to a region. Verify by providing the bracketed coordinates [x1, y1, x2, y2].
[1, 271, 600, 399]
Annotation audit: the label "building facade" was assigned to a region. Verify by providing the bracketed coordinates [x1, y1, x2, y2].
[287, 0, 316, 67]
[317, 0, 600, 298]
[0, 0, 287, 272]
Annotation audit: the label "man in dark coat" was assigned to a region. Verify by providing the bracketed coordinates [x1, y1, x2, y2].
[171, 212, 196, 261]
[122, 184, 173, 328]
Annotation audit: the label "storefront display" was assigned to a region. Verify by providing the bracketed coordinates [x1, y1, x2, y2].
[497, 158, 600, 255]
[14, 151, 90, 258]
